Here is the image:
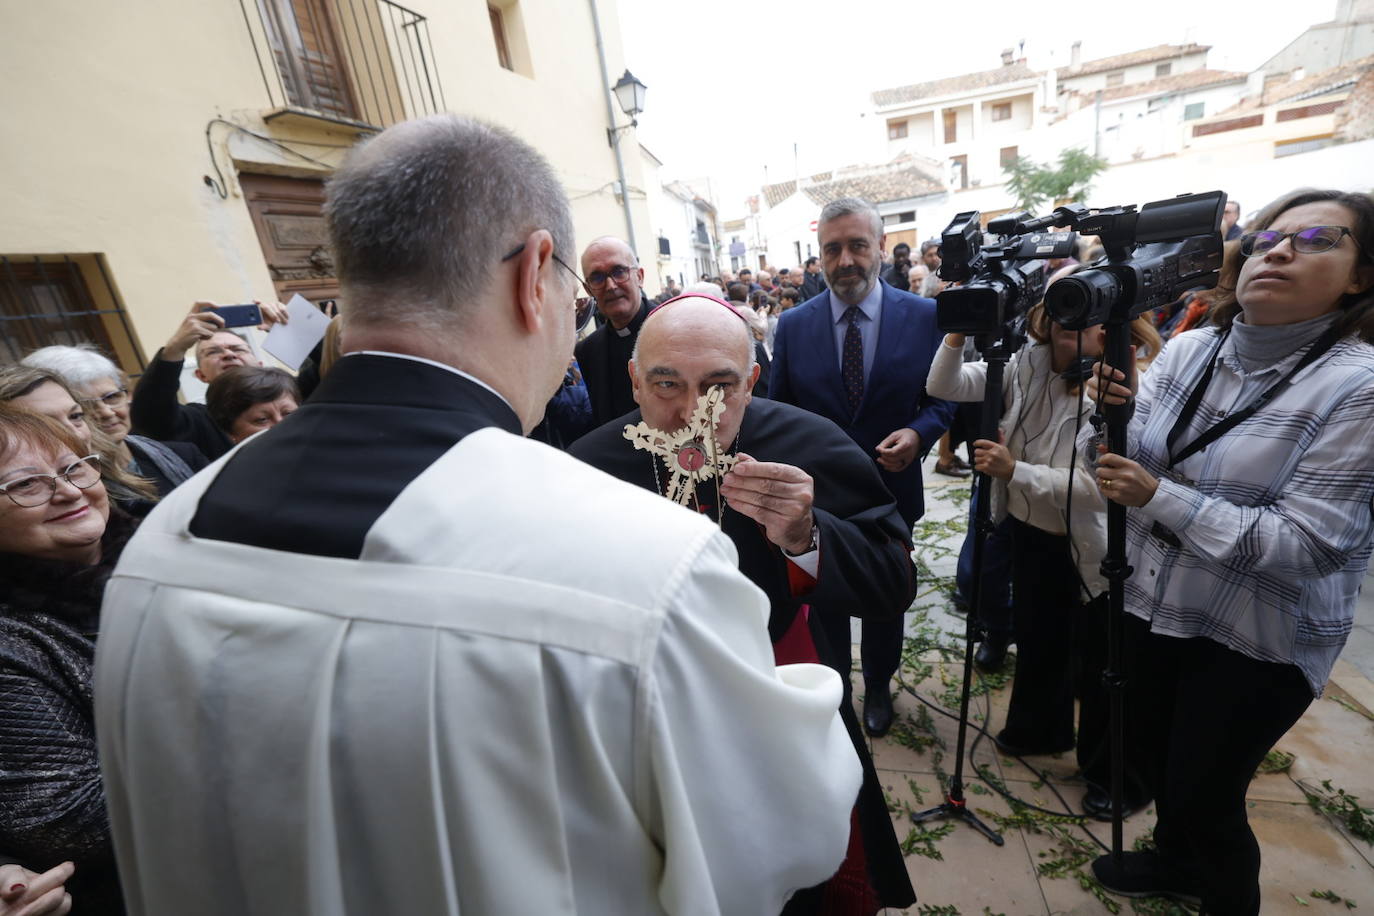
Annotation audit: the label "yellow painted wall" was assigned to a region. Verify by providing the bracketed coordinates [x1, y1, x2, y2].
[0, 0, 652, 368]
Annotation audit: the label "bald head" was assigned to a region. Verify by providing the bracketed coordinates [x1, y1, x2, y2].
[630, 296, 760, 440]
[634, 296, 754, 370]
[581, 236, 643, 329]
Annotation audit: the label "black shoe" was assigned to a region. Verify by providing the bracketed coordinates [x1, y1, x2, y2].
[992, 730, 1074, 757]
[1082, 787, 1151, 821]
[863, 681, 895, 737]
[1091, 851, 1202, 906]
[973, 636, 1009, 672]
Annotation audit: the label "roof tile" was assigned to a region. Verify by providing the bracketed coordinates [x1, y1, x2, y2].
[1059, 43, 1210, 79]
[873, 61, 1040, 107]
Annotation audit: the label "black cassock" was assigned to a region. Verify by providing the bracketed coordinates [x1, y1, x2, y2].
[571, 396, 918, 912]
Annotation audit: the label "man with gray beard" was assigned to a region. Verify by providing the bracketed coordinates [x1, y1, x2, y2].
[771, 197, 954, 737]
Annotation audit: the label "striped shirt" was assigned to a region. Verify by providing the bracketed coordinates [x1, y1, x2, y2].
[1108, 325, 1374, 695]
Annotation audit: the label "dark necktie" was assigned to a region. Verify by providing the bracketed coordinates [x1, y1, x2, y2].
[842, 306, 864, 414]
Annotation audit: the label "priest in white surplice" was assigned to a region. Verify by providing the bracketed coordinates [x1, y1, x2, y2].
[93, 116, 862, 916]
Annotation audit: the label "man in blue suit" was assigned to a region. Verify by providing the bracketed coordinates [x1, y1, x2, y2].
[771, 197, 955, 737]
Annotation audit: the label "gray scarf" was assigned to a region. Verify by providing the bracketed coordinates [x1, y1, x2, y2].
[126, 434, 195, 487]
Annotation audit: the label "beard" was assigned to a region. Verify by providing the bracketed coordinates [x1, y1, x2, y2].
[825, 261, 878, 305]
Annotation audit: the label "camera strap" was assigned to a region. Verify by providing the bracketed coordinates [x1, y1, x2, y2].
[1164, 323, 1344, 469]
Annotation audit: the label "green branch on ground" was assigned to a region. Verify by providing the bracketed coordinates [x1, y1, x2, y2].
[1254, 749, 1295, 777]
[901, 821, 956, 860]
[1311, 888, 1358, 908]
[1301, 779, 1374, 844]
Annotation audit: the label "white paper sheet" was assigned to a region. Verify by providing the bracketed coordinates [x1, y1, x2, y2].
[263, 294, 331, 371]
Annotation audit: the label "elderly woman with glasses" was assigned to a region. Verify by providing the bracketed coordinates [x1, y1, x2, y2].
[0, 366, 161, 518]
[22, 345, 206, 498]
[1085, 189, 1374, 914]
[0, 405, 140, 915]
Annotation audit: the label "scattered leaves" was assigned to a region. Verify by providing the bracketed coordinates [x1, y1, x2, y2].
[1301, 779, 1374, 845]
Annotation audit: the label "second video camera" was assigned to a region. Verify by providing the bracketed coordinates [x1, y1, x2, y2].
[935, 208, 1079, 341]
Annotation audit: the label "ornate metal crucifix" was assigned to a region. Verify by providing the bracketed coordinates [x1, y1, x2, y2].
[622, 386, 738, 510]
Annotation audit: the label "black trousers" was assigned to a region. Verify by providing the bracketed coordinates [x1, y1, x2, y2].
[817, 607, 904, 688]
[1126, 613, 1313, 916]
[1076, 594, 1151, 807]
[1000, 516, 1079, 750]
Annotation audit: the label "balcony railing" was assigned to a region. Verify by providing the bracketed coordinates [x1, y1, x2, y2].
[245, 0, 446, 131]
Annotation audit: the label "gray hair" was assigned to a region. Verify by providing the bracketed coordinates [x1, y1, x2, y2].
[818, 197, 882, 238]
[683, 281, 725, 298]
[325, 114, 574, 330]
[22, 343, 123, 387]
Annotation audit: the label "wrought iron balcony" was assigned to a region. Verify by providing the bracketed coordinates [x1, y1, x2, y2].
[245, 0, 446, 131]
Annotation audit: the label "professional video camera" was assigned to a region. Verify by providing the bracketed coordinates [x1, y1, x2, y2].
[934, 207, 1080, 340]
[1044, 190, 1225, 330]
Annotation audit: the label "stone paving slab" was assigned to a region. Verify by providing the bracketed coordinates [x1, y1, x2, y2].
[846, 459, 1374, 914]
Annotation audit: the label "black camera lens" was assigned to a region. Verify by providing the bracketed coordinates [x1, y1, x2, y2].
[1045, 271, 1121, 330]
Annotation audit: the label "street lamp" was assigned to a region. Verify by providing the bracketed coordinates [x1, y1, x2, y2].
[607, 69, 647, 145]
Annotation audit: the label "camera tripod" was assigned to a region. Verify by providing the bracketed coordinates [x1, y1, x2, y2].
[911, 332, 1014, 847]
[1093, 317, 1138, 866]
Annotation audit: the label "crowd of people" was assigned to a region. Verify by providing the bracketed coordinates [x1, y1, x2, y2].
[0, 110, 1371, 916]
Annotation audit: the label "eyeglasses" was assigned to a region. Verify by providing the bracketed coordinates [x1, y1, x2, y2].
[79, 387, 128, 411]
[1240, 226, 1359, 258]
[501, 242, 586, 290]
[584, 265, 637, 290]
[0, 455, 102, 508]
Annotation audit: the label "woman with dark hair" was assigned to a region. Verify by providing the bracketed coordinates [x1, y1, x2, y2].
[206, 366, 300, 444]
[0, 405, 138, 915]
[1088, 189, 1374, 914]
[0, 367, 160, 517]
[929, 304, 1160, 814]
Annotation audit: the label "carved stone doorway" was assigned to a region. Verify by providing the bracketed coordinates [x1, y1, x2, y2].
[239, 172, 340, 306]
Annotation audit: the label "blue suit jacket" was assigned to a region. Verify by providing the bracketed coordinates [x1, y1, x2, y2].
[770, 281, 955, 526]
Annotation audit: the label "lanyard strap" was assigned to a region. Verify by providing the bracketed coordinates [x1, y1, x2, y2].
[1164, 323, 1345, 469]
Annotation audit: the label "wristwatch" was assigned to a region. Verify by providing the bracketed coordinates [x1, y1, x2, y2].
[784, 524, 820, 557]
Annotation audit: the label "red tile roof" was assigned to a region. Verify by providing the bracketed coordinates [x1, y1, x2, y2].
[873, 62, 1040, 107]
[1090, 68, 1248, 103]
[1058, 43, 1210, 79]
[801, 163, 944, 207]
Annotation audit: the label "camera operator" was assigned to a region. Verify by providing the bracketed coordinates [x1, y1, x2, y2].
[928, 305, 1159, 820]
[1086, 189, 1374, 914]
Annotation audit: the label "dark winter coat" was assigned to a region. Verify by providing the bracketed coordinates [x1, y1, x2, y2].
[0, 511, 137, 914]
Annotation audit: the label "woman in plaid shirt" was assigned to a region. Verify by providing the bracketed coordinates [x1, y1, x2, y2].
[1087, 189, 1374, 914]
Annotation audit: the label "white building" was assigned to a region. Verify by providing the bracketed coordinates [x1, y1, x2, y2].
[1253, 0, 1374, 80]
[873, 50, 1052, 193]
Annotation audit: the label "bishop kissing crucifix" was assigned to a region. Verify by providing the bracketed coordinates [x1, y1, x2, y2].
[622, 386, 738, 518]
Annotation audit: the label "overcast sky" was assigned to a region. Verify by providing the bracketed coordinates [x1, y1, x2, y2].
[616, 0, 1339, 216]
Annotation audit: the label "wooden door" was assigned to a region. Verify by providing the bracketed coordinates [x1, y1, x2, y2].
[239, 173, 340, 306]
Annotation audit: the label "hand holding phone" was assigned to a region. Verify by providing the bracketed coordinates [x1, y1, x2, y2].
[208, 303, 264, 328]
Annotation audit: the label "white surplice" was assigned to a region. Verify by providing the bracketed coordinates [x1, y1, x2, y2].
[94, 427, 862, 915]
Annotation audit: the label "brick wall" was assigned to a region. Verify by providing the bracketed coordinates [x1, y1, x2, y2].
[1335, 69, 1374, 142]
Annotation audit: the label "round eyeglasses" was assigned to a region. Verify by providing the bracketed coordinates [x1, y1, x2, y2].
[1240, 226, 1357, 258]
[0, 455, 102, 508]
